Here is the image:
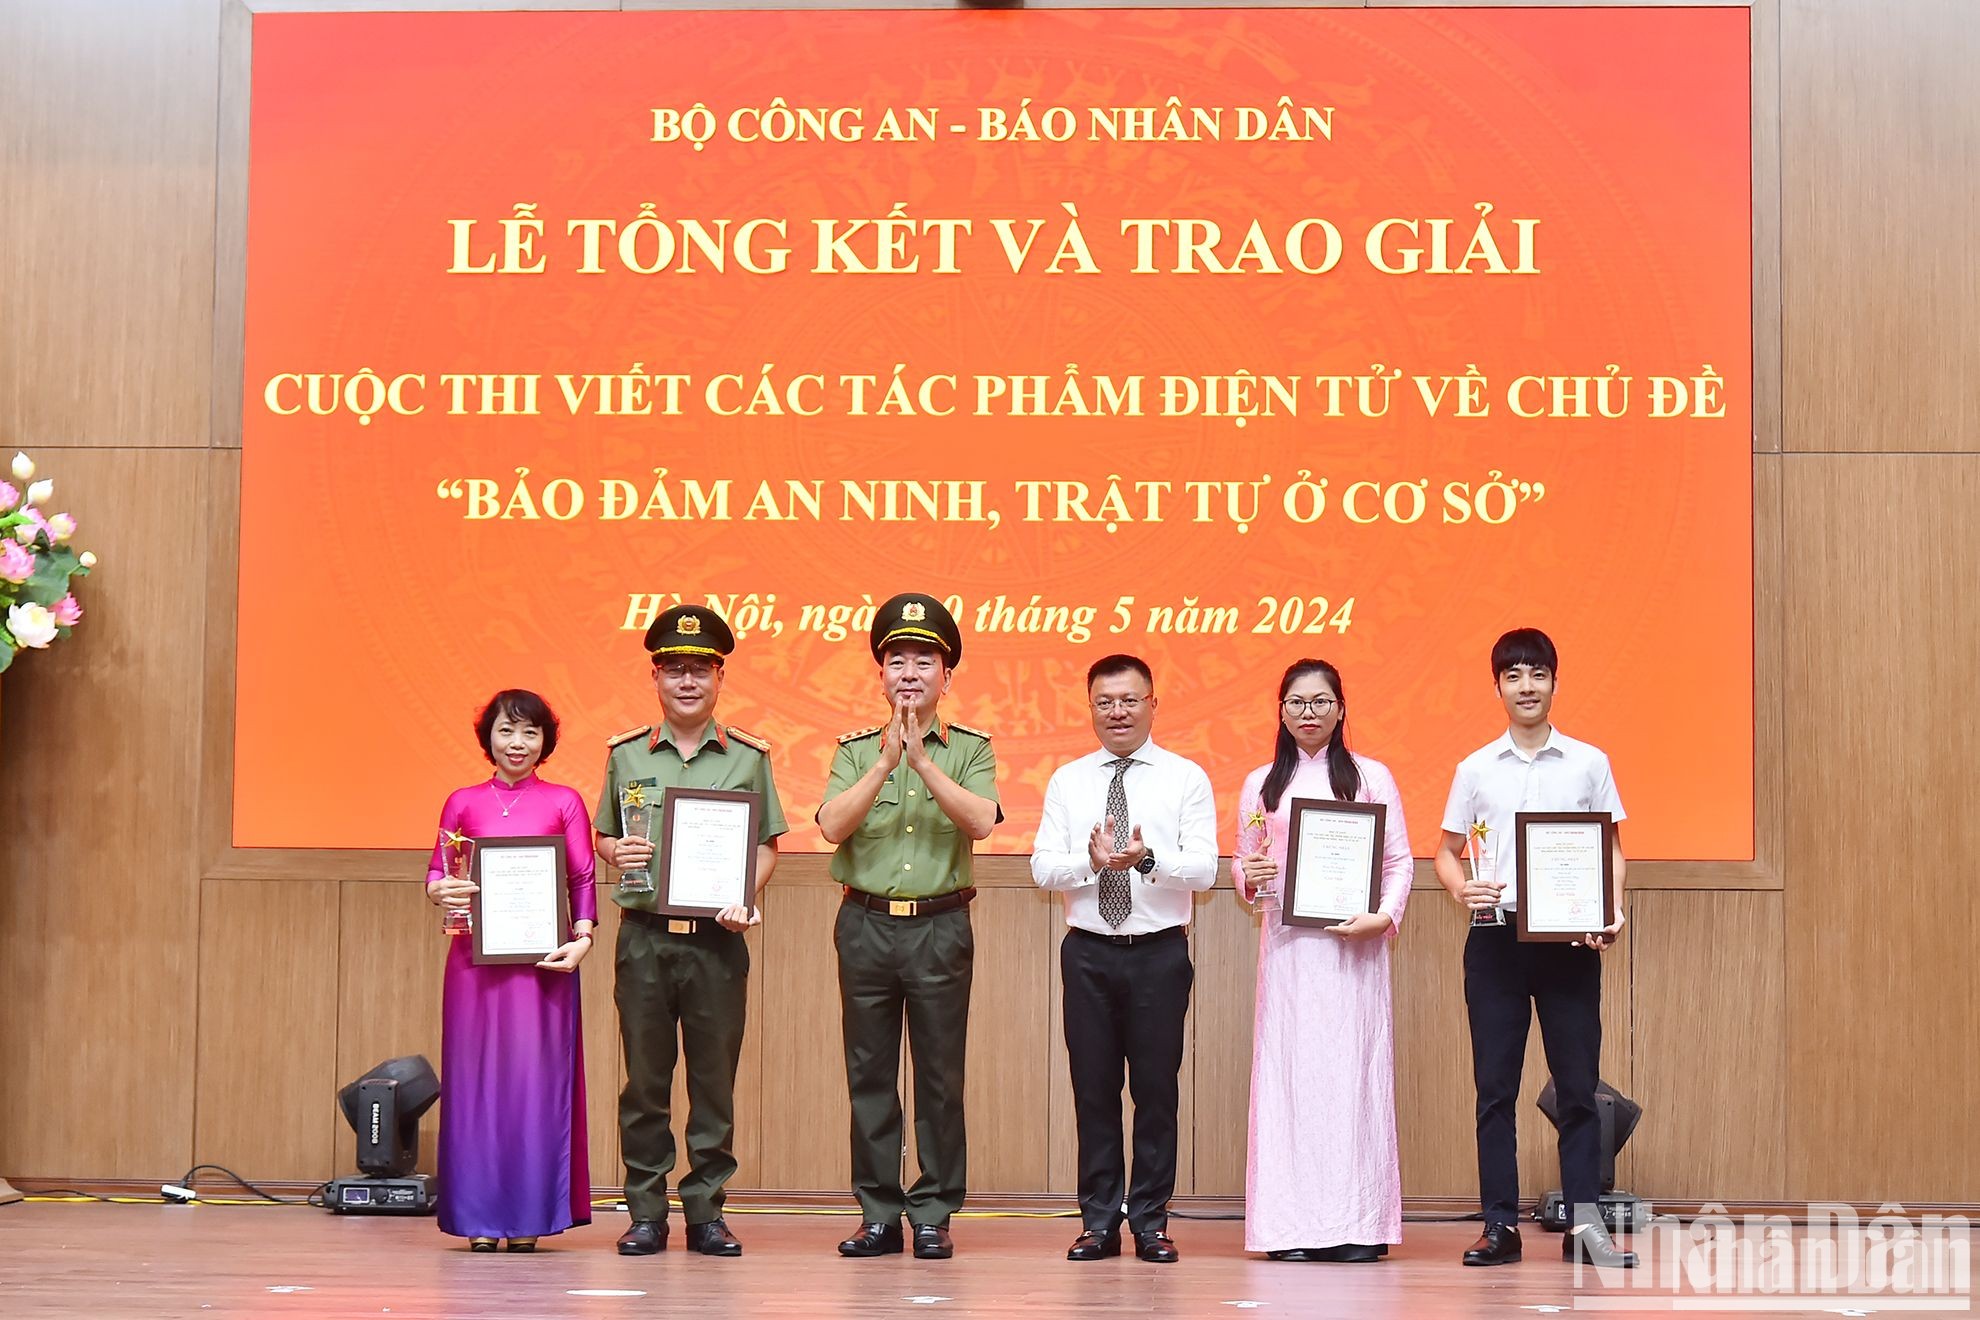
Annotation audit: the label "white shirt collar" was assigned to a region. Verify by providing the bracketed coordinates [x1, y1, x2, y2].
[1493, 726, 1562, 763]
[1092, 736, 1161, 766]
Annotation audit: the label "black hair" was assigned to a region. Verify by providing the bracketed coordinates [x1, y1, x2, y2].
[1489, 627, 1559, 679]
[1086, 653, 1154, 690]
[474, 689, 561, 766]
[1260, 659, 1361, 811]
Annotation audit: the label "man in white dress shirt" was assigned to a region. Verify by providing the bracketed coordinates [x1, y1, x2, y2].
[1432, 628, 1634, 1271]
[1031, 654, 1218, 1264]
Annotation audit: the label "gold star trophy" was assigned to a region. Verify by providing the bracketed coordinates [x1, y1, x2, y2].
[441, 829, 475, 936]
[618, 782, 656, 895]
[1239, 806, 1277, 909]
[1466, 818, 1500, 926]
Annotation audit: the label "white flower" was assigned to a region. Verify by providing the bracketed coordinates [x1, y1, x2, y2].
[10, 453, 33, 481]
[7, 602, 57, 648]
[13, 525, 34, 545]
[25, 479, 53, 506]
[79, 550, 97, 568]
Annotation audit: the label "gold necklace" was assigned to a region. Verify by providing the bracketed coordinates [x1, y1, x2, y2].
[489, 778, 533, 817]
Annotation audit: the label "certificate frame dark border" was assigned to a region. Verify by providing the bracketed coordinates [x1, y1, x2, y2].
[1513, 811, 1616, 944]
[1279, 797, 1385, 929]
[656, 786, 763, 919]
[469, 833, 571, 965]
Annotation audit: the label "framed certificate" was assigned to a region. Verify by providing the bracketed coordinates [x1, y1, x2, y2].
[656, 787, 762, 918]
[470, 835, 570, 965]
[1280, 798, 1385, 928]
[1514, 812, 1615, 942]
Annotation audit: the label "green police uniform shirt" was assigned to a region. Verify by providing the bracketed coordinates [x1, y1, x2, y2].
[594, 723, 789, 914]
[825, 719, 1000, 899]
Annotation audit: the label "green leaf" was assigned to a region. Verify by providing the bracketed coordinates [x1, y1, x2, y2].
[0, 639, 14, 675]
[23, 545, 78, 608]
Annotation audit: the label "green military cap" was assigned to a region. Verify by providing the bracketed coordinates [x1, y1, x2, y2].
[644, 604, 735, 660]
[870, 592, 961, 664]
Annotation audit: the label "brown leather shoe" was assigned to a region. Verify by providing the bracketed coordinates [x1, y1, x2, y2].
[1067, 1228, 1122, 1261]
[616, 1219, 668, 1255]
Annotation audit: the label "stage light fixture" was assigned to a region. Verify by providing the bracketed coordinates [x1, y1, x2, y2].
[1536, 1077, 1650, 1233]
[324, 1055, 441, 1214]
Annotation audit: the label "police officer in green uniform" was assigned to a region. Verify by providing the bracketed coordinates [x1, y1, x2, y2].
[817, 593, 1000, 1261]
[594, 605, 788, 1258]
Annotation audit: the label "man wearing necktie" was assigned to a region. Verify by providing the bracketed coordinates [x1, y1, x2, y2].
[1030, 654, 1219, 1263]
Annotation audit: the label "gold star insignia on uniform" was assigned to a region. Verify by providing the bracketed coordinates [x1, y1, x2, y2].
[902, 601, 927, 622]
[678, 616, 702, 635]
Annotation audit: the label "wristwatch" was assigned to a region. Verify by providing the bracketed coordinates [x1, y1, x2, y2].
[1134, 851, 1157, 875]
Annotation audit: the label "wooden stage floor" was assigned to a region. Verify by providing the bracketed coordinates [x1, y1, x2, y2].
[0, 1205, 1925, 1318]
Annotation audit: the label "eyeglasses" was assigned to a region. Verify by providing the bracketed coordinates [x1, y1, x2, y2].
[659, 662, 718, 680]
[1091, 697, 1147, 714]
[1281, 697, 1338, 716]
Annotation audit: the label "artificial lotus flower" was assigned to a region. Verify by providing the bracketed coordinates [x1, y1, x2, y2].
[0, 539, 32, 585]
[10, 453, 33, 482]
[51, 594, 83, 628]
[46, 512, 76, 543]
[7, 602, 57, 649]
[25, 478, 53, 507]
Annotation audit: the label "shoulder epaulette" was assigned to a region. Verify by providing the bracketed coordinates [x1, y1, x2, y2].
[837, 724, 884, 744]
[726, 725, 771, 753]
[948, 721, 993, 740]
[607, 725, 651, 748]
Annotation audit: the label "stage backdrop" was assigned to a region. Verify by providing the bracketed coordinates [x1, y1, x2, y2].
[235, 7, 1752, 857]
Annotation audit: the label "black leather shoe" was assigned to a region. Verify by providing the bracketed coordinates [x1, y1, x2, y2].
[1565, 1224, 1637, 1268]
[1067, 1228, 1122, 1261]
[1462, 1223, 1522, 1266]
[686, 1218, 743, 1257]
[912, 1224, 954, 1259]
[1331, 1243, 1382, 1263]
[838, 1222, 904, 1257]
[616, 1220, 668, 1256]
[1134, 1231, 1179, 1263]
[1267, 1248, 1322, 1261]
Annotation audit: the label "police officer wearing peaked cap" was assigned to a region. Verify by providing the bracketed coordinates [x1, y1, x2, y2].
[816, 593, 1001, 1260]
[595, 604, 788, 1259]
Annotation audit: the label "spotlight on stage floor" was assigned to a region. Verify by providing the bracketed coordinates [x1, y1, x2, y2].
[324, 1055, 441, 1215]
[1536, 1077, 1650, 1233]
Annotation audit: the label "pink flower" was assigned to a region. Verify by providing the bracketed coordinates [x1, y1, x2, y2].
[0, 539, 33, 585]
[51, 594, 82, 628]
[0, 482, 16, 512]
[46, 512, 76, 543]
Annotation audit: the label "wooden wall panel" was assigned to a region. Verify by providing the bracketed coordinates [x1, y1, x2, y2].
[1783, 456, 1980, 1202]
[582, 899, 624, 1191]
[0, 449, 207, 1180]
[193, 879, 340, 1183]
[951, 888, 1054, 1195]
[0, 0, 220, 445]
[1782, 0, 1980, 452]
[1188, 888, 1259, 1198]
[752, 881, 852, 1192]
[331, 883, 446, 1178]
[1627, 891, 1785, 1200]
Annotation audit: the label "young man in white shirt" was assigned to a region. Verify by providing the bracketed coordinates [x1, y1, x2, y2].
[1031, 654, 1219, 1264]
[1433, 628, 1634, 1270]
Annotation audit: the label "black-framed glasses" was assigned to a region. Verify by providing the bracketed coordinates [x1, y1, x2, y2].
[1281, 696, 1338, 716]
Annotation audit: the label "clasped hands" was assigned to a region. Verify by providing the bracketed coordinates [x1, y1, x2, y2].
[1087, 817, 1149, 875]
